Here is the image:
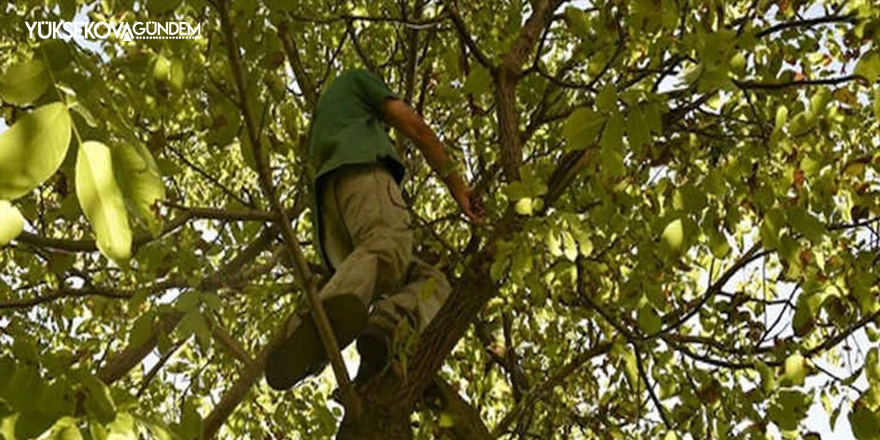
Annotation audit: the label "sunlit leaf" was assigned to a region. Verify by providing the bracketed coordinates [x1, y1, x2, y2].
[0, 102, 71, 200]
[0, 60, 50, 105]
[76, 141, 132, 263]
[0, 200, 24, 247]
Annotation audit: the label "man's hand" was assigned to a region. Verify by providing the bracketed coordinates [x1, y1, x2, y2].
[447, 177, 485, 224]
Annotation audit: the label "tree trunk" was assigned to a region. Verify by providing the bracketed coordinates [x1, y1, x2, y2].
[336, 390, 413, 440]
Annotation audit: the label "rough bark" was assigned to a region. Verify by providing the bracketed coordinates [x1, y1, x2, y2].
[98, 311, 183, 384]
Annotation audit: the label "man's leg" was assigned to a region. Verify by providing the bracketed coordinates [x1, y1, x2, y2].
[356, 256, 452, 381]
[265, 164, 412, 390]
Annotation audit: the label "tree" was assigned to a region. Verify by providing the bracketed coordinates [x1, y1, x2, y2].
[1, 0, 880, 439]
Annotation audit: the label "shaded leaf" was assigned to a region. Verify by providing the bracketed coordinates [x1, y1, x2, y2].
[563, 107, 605, 150]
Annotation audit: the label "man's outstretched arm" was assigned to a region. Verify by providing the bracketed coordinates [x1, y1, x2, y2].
[381, 98, 484, 224]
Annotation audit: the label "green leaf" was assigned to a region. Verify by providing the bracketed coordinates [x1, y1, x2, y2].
[774, 105, 788, 131]
[57, 426, 84, 440]
[107, 413, 137, 440]
[153, 55, 171, 83]
[170, 59, 185, 92]
[810, 87, 831, 115]
[76, 141, 133, 263]
[662, 219, 684, 252]
[782, 353, 808, 386]
[596, 83, 617, 113]
[264, 0, 297, 12]
[74, 372, 117, 424]
[0, 60, 50, 105]
[176, 310, 209, 347]
[0, 102, 72, 200]
[175, 291, 199, 312]
[129, 312, 155, 348]
[237, 140, 258, 172]
[855, 51, 880, 84]
[626, 106, 651, 154]
[561, 230, 577, 262]
[729, 52, 746, 76]
[112, 143, 165, 236]
[792, 296, 815, 337]
[637, 304, 662, 334]
[147, 0, 183, 14]
[514, 198, 533, 216]
[463, 65, 491, 96]
[768, 390, 810, 431]
[178, 399, 201, 440]
[873, 88, 880, 121]
[438, 412, 455, 428]
[563, 107, 605, 150]
[0, 201, 24, 247]
[787, 205, 825, 243]
[14, 410, 55, 440]
[599, 113, 625, 176]
[850, 403, 880, 440]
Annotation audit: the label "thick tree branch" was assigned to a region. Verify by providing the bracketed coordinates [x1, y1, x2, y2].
[425, 378, 493, 440]
[98, 311, 184, 384]
[494, 0, 560, 180]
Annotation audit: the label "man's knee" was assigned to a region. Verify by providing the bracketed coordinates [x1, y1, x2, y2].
[363, 234, 412, 285]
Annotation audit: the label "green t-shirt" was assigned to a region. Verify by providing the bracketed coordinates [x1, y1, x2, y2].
[308, 69, 405, 184]
[308, 69, 406, 270]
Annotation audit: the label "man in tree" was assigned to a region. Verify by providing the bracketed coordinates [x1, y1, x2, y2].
[265, 68, 484, 390]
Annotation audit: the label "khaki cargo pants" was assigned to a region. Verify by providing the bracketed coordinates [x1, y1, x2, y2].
[318, 162, 451, 336]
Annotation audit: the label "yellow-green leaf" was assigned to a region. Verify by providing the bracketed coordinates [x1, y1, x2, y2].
[774, 105, 788, 131]
[76, 141, 132, 263]
[57, 426, 84, 440]
[873, 88, 880, 121]
[561, 230, 577, 262]
[783, 353, 808, 386]
[152, 55, 171, 82]
[113, 143, 165, 235]
[637, 304, 662, 334]
[855, 51, 880, 84]
[0, 102, 72, 200]
[662, 218, 684, 252]
[169, 59, 185, 92]
[0, 60, 50, 105]
[514, 197, 533, 216]
[563, 107, 605, 150]
[0, 200, 24, 246]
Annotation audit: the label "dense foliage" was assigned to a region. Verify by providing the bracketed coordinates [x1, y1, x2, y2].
[1, 0, 880, 439]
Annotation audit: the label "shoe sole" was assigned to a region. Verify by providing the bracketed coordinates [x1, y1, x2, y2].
[265, 294, 367, 391]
